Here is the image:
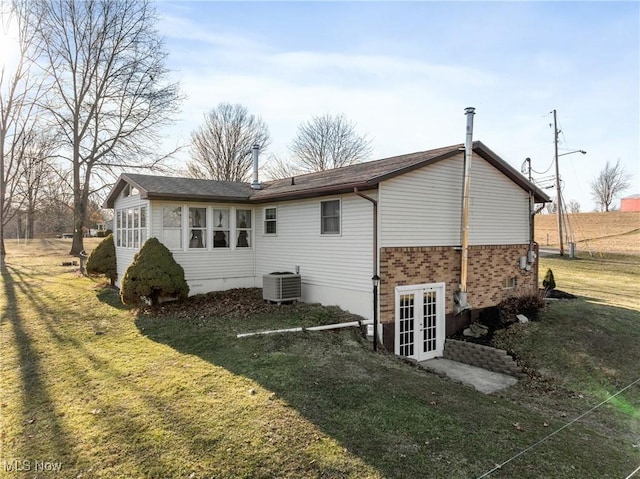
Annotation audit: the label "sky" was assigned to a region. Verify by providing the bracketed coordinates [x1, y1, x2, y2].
[154, 1, 639, 212]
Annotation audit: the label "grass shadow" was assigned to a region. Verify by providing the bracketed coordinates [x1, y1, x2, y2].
[0, 265, 75, 465]
[95, 284, 129, 310]
[135, 300, 639, 478]
[4, 262, 227, 476]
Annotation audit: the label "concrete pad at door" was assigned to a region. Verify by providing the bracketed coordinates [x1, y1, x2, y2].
[420, 358, 518, 394]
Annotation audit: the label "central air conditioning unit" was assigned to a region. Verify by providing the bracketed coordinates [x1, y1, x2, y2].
[263, 272, 302, 303]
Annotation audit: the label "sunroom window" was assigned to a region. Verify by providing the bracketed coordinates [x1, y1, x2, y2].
[162, 206, 182, 249]
[116, 206, 147, 248]
[213, 209, 229, 248]
[236, 209, 252, 247]
[189, 207, 207, 248]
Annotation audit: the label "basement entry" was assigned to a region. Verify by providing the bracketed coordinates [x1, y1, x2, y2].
[395, 283, 445, 361]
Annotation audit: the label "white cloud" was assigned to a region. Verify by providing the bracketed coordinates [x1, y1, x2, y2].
[157, 3, 639, 211]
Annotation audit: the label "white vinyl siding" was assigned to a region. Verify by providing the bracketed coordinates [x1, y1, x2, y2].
[255, 193, 375, 293]
[467, 157, 529, 244]
[379, 152, 529, 247]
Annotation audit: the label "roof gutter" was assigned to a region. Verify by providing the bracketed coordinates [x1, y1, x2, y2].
[250, 182, 377, 203]
[143, 193, 252, 203]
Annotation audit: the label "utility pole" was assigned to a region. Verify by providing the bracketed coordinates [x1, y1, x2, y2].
[553, 109, 564, 256]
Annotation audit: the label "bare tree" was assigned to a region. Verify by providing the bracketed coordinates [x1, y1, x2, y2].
[18, 134, 58, 238]
[289, 113, 372, 173]
[0, 0, 48, 265]
[263, 154, 303, 180]
[187, 103, 270, 182]
[590, 159, 632, 212]
[566, 199, 581, 214]
[36, 167, 74, 237]
[29, 0, 182, 255]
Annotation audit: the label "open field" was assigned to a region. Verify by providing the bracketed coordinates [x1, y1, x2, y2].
[1, 239, 638, 478]
[535, 211, 640, 254]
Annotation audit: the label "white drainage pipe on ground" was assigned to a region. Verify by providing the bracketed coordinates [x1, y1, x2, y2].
[236, 319, 373, 338]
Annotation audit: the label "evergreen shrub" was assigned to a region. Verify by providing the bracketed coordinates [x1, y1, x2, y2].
[542, 268, 556, 292]
[86, 234, 117, 285]
[121, 237, 189, 307]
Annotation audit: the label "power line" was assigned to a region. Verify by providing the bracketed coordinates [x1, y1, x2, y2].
[626, 464, 640, 479]
[530, 157, 555, 175]
[475, 376, 640, 479]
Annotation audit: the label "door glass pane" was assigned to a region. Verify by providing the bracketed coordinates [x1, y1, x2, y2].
[423, 291, 437, 352]
[399, 294, 415, 357]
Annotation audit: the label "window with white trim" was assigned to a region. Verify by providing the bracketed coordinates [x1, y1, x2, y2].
[264, 207, 277, 235]
[188, 207, 207, 249]
[140, 207, 147, 244]
[162, 206, 182, 249]
[213, 208, 229, 248]
[236, 209, 252, 247]
[321, 199, 340, 235]
[116, 206, 147, 248]
[116, 210, 122, 246]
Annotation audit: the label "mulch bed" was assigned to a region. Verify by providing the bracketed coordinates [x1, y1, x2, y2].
[146, 287, 291, 320]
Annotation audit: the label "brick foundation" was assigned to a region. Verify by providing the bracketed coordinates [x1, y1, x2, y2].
[380, 244, 536, 350]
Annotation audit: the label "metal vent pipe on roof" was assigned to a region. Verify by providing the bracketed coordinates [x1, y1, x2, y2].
[456, 106, 475, 314]
[251, 144, 262, 190]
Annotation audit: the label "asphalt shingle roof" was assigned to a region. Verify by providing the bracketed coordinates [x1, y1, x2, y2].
[104, 141, 550, 208]
[251, 144, 460, 201]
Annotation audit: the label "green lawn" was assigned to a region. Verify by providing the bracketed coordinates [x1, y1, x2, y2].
[0, 240, 638, 478]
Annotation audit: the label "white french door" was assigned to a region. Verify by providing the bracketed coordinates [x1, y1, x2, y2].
[394, 283, 445, 361]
